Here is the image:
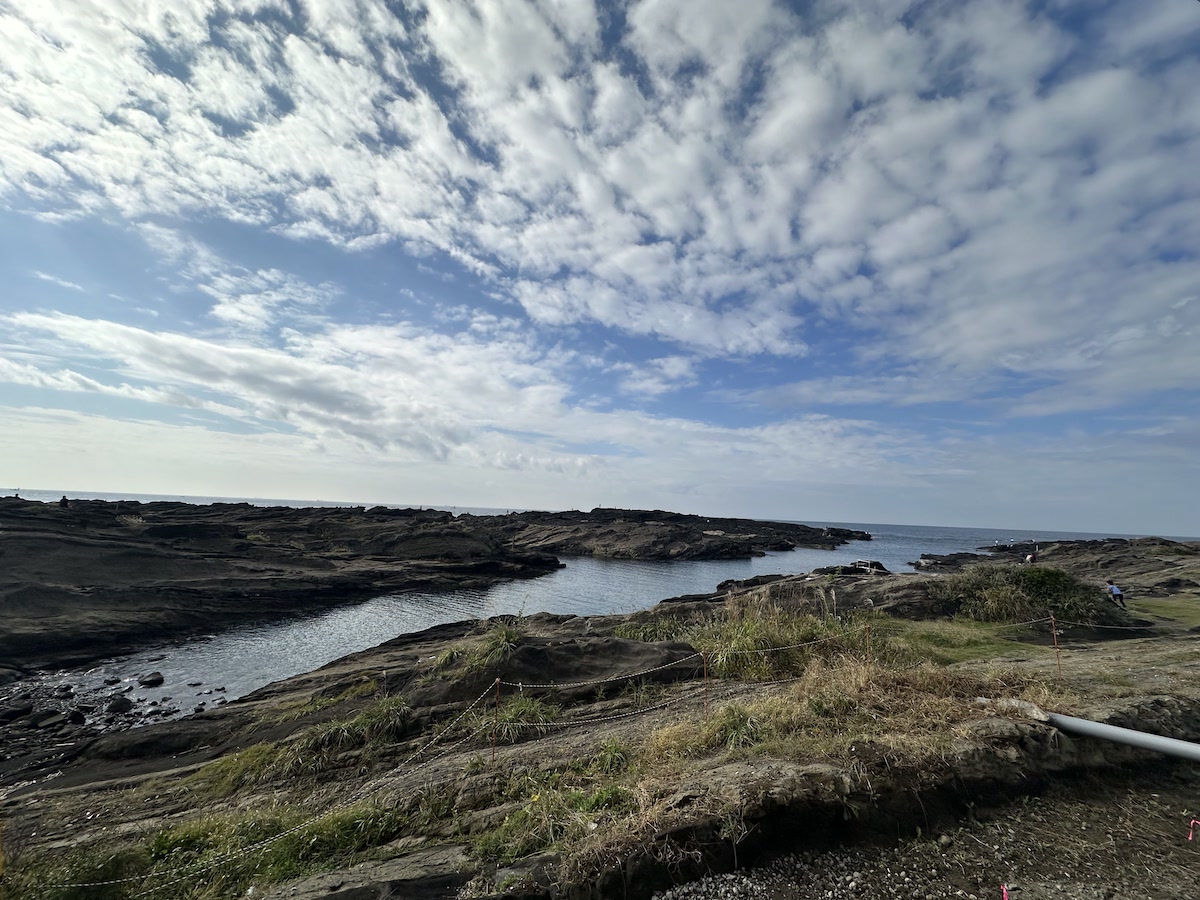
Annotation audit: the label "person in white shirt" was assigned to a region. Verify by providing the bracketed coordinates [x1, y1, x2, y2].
[1105, 580, 1126, 609]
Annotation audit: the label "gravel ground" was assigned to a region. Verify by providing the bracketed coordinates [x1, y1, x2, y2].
[653, 765, 1200, 900]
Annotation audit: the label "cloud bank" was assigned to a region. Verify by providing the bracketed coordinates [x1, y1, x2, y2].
[0, 0, 1196, 533]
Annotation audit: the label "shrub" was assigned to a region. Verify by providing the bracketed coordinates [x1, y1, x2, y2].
[928, 564, 1119, 625]
[684, 606, 867, 680]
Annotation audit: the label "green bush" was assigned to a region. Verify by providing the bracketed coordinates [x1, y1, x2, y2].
[684, 608, 867, 680]
[928, 564, 1120, 625]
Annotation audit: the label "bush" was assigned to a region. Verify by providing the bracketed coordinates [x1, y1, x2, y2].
[928, 564, 1119, 625]
[683, 606, 868, 680]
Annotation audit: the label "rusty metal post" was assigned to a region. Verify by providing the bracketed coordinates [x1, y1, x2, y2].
[1050, 614, 1062, 679]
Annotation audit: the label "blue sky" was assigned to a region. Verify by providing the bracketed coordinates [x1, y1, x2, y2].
[0, 0, 1197, 534]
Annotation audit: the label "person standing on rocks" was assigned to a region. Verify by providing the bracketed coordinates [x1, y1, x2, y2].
[1105, 580, 1126, 609]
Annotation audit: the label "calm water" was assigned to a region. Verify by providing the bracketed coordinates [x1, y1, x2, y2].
[12, 489, 1188, 715]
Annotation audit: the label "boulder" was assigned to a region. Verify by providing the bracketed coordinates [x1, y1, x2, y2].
[106, 695, 135, 714]
[0, 703, 33, 723]
[138, 671, 165, 687]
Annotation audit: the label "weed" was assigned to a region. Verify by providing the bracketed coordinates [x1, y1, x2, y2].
[467, 695, 561, 745]
[590, 739, 631, 775]
[706, 704, 770, 750]
[2, 802, 412, 900]
[619, 678, 664, 708]
[467, 623, 523, 671]
[183, 742, 278, 797]
[684, 605, 866, 680]
[614, 616, 686, 642]
[435, 647, 462, 669]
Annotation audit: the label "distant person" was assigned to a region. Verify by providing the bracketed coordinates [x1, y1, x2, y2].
[59, 495, 69, 508]
[1105, 580, 1126, 609]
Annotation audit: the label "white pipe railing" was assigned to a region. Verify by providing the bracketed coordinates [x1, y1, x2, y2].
[1048, 712, 1200, 762]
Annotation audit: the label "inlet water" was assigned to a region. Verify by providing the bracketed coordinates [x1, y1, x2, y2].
[49, 519, 1146, 712]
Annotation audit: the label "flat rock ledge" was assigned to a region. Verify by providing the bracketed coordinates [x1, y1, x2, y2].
[262, 696, 1200, 900]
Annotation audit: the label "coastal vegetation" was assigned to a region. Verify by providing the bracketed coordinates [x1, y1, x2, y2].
[925, 564, 1121, 625]
[1, 596, 1077, 900]
[3, 538, 1198, 900]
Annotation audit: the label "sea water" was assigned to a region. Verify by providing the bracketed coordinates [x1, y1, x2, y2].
[10, 489, 1187, 711]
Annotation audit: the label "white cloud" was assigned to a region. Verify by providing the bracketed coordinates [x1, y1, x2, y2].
[32, 270, 85, 292]
[616, 355, 698, 396]
[0, 0, 1197, 532]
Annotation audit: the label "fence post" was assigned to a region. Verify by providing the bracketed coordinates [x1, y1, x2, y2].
[492, 677, 501, 763]
[1050, 614, 1062, 680]
[865, 623, 872, 677]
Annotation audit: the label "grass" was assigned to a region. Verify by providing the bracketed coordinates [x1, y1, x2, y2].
[471, 770, 638, 865]
[872, 618, 1023, 665]
[681, 602, 870, 681]
[6, 576, 1122, 900]
[0, 801, 413, 900]
[464, 695, 561, 744]
[183, 697, 413, 797]
[927, 564, 1124, 626]
[641, 656, 1055, 765]
[614, 616, 687, 642]
[465, 622, 523, 671]
[1130, 594, 1200, 629]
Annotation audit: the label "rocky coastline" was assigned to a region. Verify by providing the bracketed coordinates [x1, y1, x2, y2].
[0, 497, 868, 676]
[1, 510, 1198, 900]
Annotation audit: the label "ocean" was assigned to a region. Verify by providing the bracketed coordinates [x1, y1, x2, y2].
[10, 488, 1192, 712]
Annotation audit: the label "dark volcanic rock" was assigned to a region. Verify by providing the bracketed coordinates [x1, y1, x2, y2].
[465, 507, 870, 561]
[137, 672, 165, 688]
[0, 496, 563, 671]
[0, 703, 33, 723]
[106, 696, 135, 714]
[0, 498, 862, 672]
[910, 551, 993, 571]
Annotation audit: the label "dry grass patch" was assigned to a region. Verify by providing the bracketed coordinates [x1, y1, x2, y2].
[642, 658, 1056, 766]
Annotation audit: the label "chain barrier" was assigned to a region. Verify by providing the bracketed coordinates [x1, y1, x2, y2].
[714, 624, 867, 656]
[498, 652, 702, 689]
[1056, 619, 1160, 631]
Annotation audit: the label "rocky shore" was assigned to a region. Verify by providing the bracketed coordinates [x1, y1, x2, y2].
[1, 519, 1198, 900]
[0, 498, 867, 675]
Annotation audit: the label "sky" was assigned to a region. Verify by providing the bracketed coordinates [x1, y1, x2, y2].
[0, 0, 1197, 535]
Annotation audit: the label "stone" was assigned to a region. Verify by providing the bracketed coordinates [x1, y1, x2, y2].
[106, 695, 135, 714]
[138, 672, 165, 687]
[0, 703, 34, 723]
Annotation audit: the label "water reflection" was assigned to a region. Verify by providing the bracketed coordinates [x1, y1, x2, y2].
[55, 522, 1126, 711]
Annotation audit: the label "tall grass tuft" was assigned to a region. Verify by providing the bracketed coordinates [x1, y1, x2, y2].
[927, 564, 1120, 625]
[467, 622, 523, 671]
[683, 603, 867, 680]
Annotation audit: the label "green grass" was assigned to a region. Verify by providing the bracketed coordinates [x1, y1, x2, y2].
[683, 606, 869, 680]
[465, 622, 523, 671]
[614, 616, 687, 642]
[464, 695, 561, 745]
[927, 564, 1124, 626]
[184, 697, 413, 796]
[1129, 594, 1200, 629]
[471, 772, 637, 865]
[0, 802, 413, 900]
[872, 618, 1022, 665]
